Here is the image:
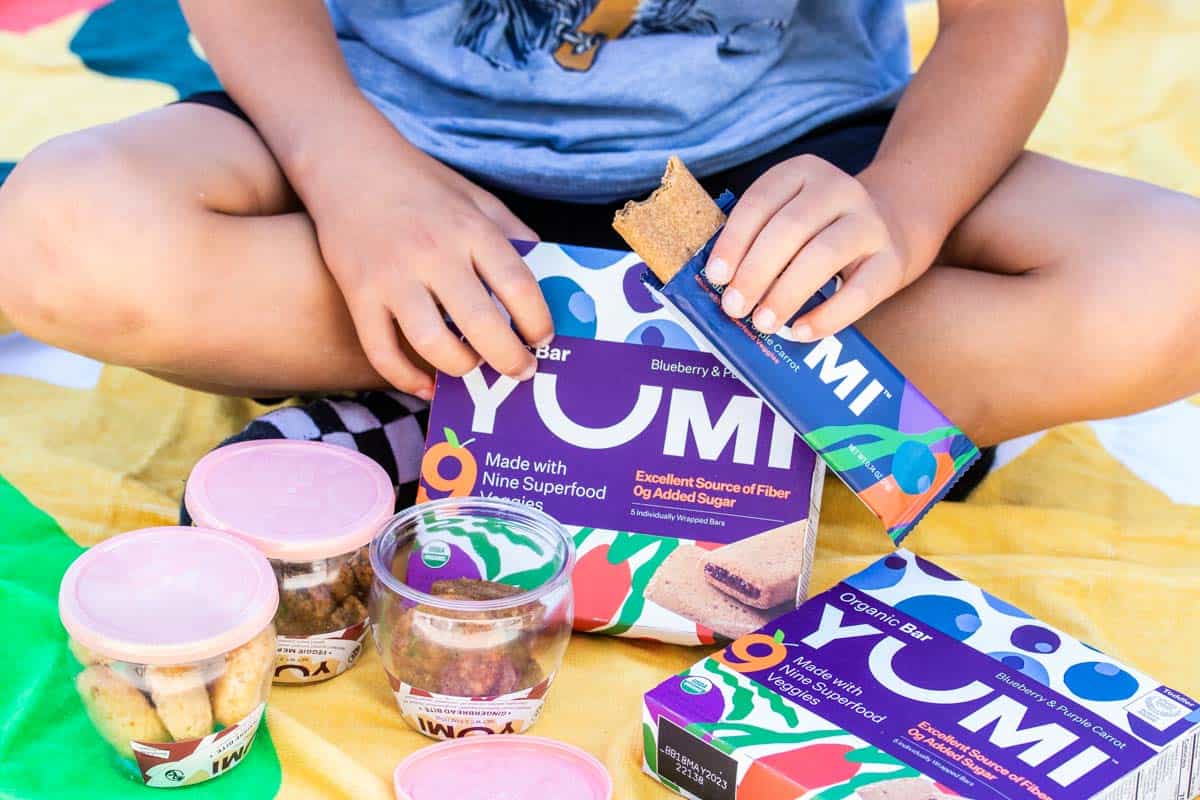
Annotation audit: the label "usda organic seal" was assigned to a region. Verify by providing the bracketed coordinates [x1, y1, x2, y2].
[420, 540, 452, 569]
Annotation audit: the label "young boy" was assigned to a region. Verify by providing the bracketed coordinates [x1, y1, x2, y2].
[0, 0, 1197, 454]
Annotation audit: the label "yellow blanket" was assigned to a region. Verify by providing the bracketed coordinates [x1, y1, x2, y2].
[1, 2, 1198, 798]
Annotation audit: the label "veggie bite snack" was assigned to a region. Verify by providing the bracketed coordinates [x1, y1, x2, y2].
[613, 158, 979, 542]
[369, 498, 575, 739]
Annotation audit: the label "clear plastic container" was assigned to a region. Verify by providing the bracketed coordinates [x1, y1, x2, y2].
[58, 527, 278, 787]
[271, 543, 373, 636]
[370, 497, 575, 739]
[185, 440, 395, 684]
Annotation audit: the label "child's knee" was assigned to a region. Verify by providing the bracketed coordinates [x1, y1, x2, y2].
[1065, 193, 1200, 396]
[0, 130, 174, 348]
[1120, 196, 1200, 373]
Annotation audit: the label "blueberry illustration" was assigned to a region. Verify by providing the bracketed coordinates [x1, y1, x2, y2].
[893, 441, 937, 494]
[1064, 661, 1139, 702]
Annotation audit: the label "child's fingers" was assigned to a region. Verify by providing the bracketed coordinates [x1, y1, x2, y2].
[434, 271, 536, 380]
[472, 189, 539, 242]
[350, 301, 436, 398]
[721, 185, 844, 319]
[706, 161, 808, 284]
[391, 286, 481, 378]
[473, 231, 554, 348]
[751, 213, 883, 334]
[788, 251, 902, 341]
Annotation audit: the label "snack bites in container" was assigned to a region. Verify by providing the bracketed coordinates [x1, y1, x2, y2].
[613, 158, 980, 543]
[642, 550, 1200, 800]
[185, 440, 396, 684]
[369, 497, 575, 739]
[58, 526, 278, 787]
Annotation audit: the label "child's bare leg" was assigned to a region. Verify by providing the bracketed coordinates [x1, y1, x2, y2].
[859, 152, 1200, 445]
[2, 114, 1196, 444]
[0, 104, 400, 396]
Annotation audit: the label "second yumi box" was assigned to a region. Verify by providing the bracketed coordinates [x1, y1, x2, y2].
[416, 241, 825, 645]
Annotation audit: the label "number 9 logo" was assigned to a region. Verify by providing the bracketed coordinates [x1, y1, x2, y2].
[713, 632, 788, 673]
[417, 427, 478, 502]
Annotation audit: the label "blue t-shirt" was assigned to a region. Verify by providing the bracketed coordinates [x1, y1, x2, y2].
[329, 0, 909, 202]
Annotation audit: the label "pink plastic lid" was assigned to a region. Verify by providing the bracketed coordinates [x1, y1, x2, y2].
[394, 736, 612, 800]
[185, 440, 396, 562]
[59, 527, 279, 665]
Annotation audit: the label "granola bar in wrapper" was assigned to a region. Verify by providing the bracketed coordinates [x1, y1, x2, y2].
[614, 158, 979, 542]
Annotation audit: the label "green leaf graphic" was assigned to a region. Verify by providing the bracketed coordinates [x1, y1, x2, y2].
[804, 423, 974, 478]
[704, 657, 799, 727]
[642, 723, 657, 773]
[759, 682, 800, 727]
[688, 726, 735, 755]
[694, 722, 845, 749]
[603, 536, 678, 636]
[953, 446, 981, 470]
[806, 423, 961, 451]
[443, 427, 460, 447]
[845, 745, 911, 766]
[434, 526, 502, 579]
[420, 516, 546, 578]
[708, 659, 755, 722]
[607, 531, 658, 564]
[815, 426, 964, 472]
[497, 559, 558, 591]
[476, 518, 544, 555]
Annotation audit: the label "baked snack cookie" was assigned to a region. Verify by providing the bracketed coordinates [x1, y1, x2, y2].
[329, 594, 368, 629]
[386, 578, 548, 697]
[702, 522, 814, 609]
[612, 156, 726, 282]
[210, 625, 275, 727]
[645, 545, 774, 639]
[275, 546, 373, 635]
[146, 665, 214, 740]
[77, 665, 169, 758]
[430, 577, 529, 602]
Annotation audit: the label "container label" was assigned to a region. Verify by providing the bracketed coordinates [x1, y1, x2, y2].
[273, 620, 367, 684]
[131, 704, 264, 787]
[392, 675, 554, 740]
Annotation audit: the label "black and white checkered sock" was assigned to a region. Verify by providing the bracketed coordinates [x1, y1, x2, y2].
[179, 391, 430, 524]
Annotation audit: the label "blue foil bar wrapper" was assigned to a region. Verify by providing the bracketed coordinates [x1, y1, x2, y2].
[643, 192, 979, 543]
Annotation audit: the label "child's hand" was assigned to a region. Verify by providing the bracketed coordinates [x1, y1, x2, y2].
[706, 155, 908, 341]
[307, 133, 551, 398]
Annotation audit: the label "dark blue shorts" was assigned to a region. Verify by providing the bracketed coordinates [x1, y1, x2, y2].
[178, 90, 893, 250]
